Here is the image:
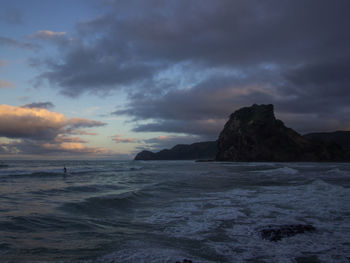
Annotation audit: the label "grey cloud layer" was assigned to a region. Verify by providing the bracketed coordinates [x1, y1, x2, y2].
[22, 101, 55, 109]
[35, 0, 350, 135]
[0, 36, 39, 50]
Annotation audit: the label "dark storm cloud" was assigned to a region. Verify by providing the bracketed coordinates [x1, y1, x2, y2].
[38, 0, 349, 94]
[114, 75, 282, 137]
[284, 57, 350, 101]
[22, 101, 55, 109]
[272, 56, 350, 116]
[115, 75, 279, 121]
[116, 68, 350, 135]
[287, 58, 350, 86]
[100, 0, 350, 65]
[35, 0, 350, 134]
[36, 41, 158, 97]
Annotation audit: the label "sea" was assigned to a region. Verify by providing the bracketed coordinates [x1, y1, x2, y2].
[0, 160, 349, 263]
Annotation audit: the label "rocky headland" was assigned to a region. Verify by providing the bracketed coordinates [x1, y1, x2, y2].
[304, 131, 350, 152]
[216, 104, 347, 161]
[135, 104, 350, 162]
[134, 141, 217, 160]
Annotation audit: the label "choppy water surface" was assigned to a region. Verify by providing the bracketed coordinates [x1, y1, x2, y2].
[0, 160, 349, 262]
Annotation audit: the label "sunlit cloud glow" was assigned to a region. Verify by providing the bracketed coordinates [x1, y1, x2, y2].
[0, 79, 14, 89]
[32, 30, 66, 38]
[111, 134, 137, 143]
[0, 104, 67, 139]
[0, 105, 109, 156]
[0, 59, 8, 67]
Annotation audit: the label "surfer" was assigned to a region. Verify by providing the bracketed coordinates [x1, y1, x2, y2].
[64, 166, 67, 174]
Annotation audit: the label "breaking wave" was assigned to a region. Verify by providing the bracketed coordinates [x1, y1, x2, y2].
[0, 160, 349, 262]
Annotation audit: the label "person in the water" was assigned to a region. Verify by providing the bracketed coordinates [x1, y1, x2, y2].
[64, 166, 67, 174]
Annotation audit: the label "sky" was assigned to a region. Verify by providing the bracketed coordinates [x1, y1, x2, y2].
[0, 0, 350, 159]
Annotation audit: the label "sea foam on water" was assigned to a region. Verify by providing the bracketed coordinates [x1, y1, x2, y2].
[0, 160, 349, 262]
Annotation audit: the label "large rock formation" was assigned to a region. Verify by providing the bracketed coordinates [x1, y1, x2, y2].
[216, 104, 347, 162]
[134, 141, 217, 160]
[134, 104, 349, 162]
[304, 131, 350, 152]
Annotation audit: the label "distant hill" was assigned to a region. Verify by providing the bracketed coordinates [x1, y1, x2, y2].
[134, 141, 217, 160]
[304, 131, 350, 152]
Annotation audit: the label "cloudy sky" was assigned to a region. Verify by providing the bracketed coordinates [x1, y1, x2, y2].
[0, 0, 349, 159]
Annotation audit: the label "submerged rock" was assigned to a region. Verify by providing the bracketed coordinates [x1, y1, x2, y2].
[260, 224, 316, 241]
[216, 104, 347, 162]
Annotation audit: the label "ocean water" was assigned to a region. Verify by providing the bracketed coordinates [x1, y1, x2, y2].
[0, 160, 349, 263]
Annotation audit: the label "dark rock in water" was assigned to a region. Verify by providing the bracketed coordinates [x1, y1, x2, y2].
[134, 141, 217, 160]
[260, 224, 316, 241]
[216, 104, 348, 162]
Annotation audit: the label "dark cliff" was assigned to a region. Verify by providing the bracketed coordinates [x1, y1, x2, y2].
[304, 131, 350, 152]
[134, 141, 217, 160]
[304, 131, 350, 160]
[215, 104, 347, 162]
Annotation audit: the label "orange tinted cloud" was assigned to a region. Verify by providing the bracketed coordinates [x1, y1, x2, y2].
[32, 30, 66, 38]
[42, 141, 111, 154]
[71, 130, 99, 136]
[0, 80, 14, 89]
[0, 104, 109, 156]
[55, 134, 87, 144]
[0, 104, 66, 139]
[0, 60, 8, 67]
[0, 105, 106, 139]
[111, 134, 136, 143]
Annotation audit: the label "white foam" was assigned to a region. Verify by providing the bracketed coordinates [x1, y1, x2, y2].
[143, 177, 350, 262]
[326, 168, 349, 176]
[257, 167, 299, 175]
[2, 161, 350, 263]
[76, 241, 214, 263]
